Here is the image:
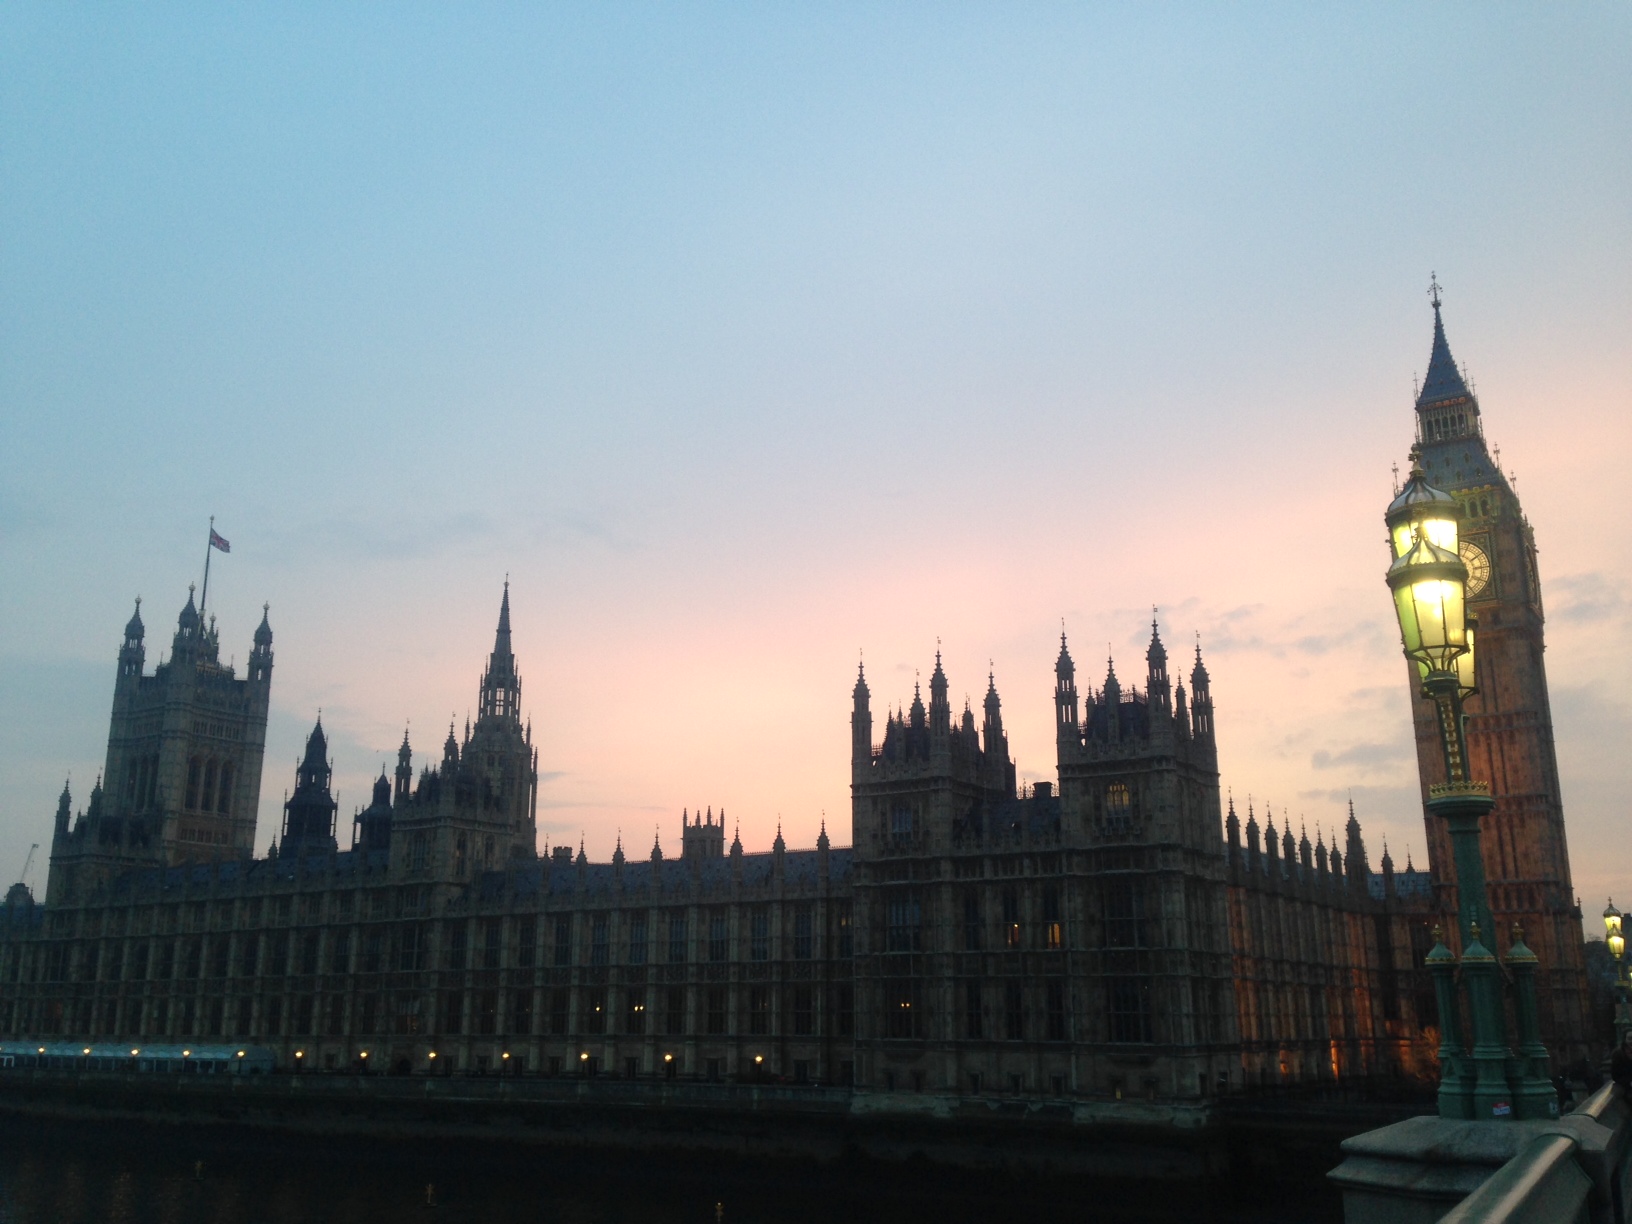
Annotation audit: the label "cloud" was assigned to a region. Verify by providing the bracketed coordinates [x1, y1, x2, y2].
[1311, 740, 1410, 773]
[1550, 572, 1629, 625]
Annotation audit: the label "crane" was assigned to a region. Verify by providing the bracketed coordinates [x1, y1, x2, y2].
[16, 843, 38, 886]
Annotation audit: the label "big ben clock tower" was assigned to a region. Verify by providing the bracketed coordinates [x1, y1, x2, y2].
[1404, 280, 1588, 1058]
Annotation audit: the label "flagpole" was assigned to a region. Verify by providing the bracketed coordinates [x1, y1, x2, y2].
[200, 515, 215, 618]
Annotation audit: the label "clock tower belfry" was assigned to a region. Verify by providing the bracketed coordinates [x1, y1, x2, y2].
[1403, 282, 1588, 1059]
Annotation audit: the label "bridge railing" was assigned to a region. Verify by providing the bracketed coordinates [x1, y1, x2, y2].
[1439, 1084, 1632, 1224]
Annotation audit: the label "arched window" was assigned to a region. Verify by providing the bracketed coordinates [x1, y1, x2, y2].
[215, 762, 234, 815]
[184, 758, 202, 811]
[454, 834, 467, 877]
[1105, 782, 1132, 833]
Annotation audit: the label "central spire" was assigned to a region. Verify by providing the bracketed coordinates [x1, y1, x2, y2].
[478, 582, 521, 723]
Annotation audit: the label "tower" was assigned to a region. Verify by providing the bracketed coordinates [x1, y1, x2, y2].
[281, 718, 339, 856]
[47, 587, 273, 902]
[1402, 286, 1587, 1056]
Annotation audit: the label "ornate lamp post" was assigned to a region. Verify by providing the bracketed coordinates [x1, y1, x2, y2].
[1605, 901, 1629, 1044]
[1386, 465, 1554, 1120]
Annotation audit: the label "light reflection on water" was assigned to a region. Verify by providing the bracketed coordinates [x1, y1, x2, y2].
[0, 1115, 1330, 1224]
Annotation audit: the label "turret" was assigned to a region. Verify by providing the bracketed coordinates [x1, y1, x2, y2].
[1245, 803, 1261, 865]
[982, 671, 1014, 796]
[1102, 656, 1122, 743]
[928, 650, 951, 743]
[1055, 633, 1079, 746]
[1225, 795, 1240, 857]
[1299, 823, 1313, 873]
[851, 661, 872, 779]
[1189, 641, 1213, 741]
[443, 721, 459, 771]
[53, 780, 71, 841]
[1146, 616, 1171, 715]
[281, 717, 338, 856]
[1345, 800, 1368, 888]
[1265, 812, 1280, 875]
[119, 599, 145, 681]
[249, 604, 274, 684]
[394, 729, 413, 804]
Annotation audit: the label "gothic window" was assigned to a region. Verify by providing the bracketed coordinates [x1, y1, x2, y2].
[890, 806, 914, 843]
[395, 925, 423, 972]
[235, 936, 254, 979]
[792, 906, 813, 960]
[886, 896, 922, 953]
[748, 986, 770, 1035]
[884, 980, 918, 1039]
[454, 835, 467, 877]
[359, 995, 378, 1034]
[792, 985, 814, 1036]
[185, 758, 202, 811]
[706, 987, 727, 1035]
[483, 835, 496, 869]
[441, 991, 463, 1035]
[475, 990, 498, 1036]
[664, 987, 685, 1036]
[750, 909, 770, 962]
[553, 916, 572, 967]
[447, 921, 467, 971]
[962, 895, 982, 951]
[836, 905, 853, 958]
[1105, 783, 1132, 834]
[361, 930, 383, 974]
[548, 990, 568, 1035]
[300, 931, 320, 975]
[1003, 983, 1024, 1040]
[484, 919, 504, 970]
[591, 915, 609, 967]
[1042, 887, 1062, 950]
[202, 761, 218, 817]
[624, 991, 645, 1035]
[328, 930, 350, 974]
[215, 762, 234, 815]
[667, 913, 687, 964]
[1002, 889, 1021, 948]
[517, 918, 537, 968]
[708, 911, 729, 962]
[210, 937, 230, 978]
[1045, 981, 1066, 1041]
[512, 990, 533, 1035]
[1108, 977, 1152, 1043]
[1102, 878, 1146, 948]
[627, 915, 647, 965]
[964, 982, 983, 1038]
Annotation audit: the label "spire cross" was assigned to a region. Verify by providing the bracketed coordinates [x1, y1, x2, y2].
[1428, 272, 1442, 310]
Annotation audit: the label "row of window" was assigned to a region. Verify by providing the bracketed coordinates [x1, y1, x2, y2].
[6, 983, 857, 1043]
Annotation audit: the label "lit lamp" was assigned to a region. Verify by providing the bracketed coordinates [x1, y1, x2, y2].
[1606, 901, 1629, 1044]
[1386, 464, 1553, 1121]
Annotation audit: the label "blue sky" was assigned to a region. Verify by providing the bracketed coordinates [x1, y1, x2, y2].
[2, 5, 1628, 908]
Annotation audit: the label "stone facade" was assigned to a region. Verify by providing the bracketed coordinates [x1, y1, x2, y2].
[0, 588, 1449, 1094]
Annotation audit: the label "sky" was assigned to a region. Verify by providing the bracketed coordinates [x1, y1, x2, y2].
[1, 5, 1628, 920]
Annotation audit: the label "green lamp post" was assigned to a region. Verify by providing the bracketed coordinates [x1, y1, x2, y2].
[1386, 464, 1555, 1120]
[1605, 901, 1628, 1044]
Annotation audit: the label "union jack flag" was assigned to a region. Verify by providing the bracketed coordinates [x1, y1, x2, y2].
[209, 529, 231, 553]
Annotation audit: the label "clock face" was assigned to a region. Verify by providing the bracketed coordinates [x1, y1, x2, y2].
[1461, 539, 1492, 598]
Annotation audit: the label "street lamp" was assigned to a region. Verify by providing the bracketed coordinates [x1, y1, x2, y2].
[1606, 901, 1628, 1043]
[1387, 464, 1553, 1121]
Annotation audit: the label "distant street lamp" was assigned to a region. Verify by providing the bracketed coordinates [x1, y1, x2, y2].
[1387, 464, 1554, 1120]
[1605, 901, 1628, 1043]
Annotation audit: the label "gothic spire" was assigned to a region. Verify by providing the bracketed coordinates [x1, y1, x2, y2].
[480, 582, 521, 722]
[1417, 277, 1473, 408]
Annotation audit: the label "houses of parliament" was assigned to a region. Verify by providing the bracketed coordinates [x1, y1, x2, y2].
[0, 302, 1591, 1101]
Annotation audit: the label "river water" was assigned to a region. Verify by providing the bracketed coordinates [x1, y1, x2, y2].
[0, 1114, 1334, 1224]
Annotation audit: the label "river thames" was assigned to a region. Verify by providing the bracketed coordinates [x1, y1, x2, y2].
[0, 1114, 1336, 1224]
